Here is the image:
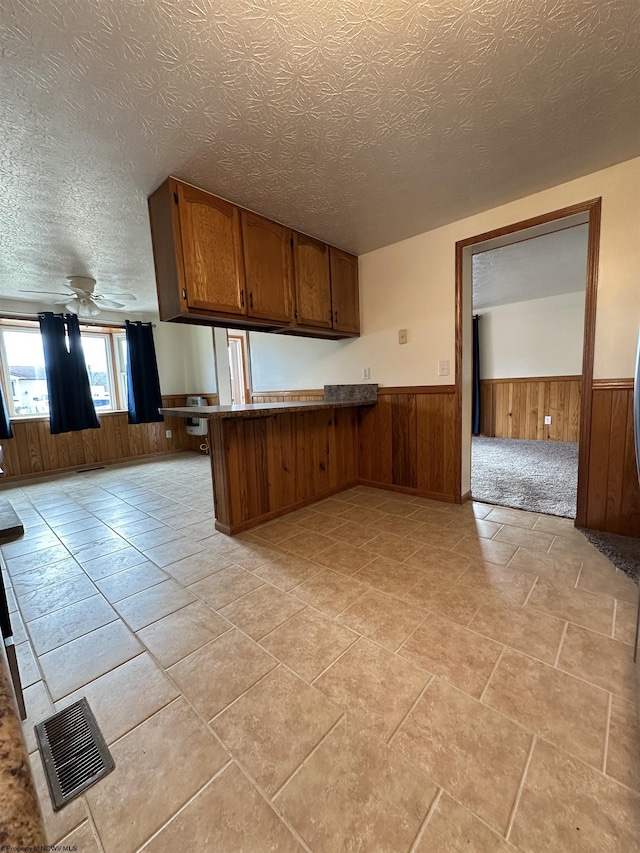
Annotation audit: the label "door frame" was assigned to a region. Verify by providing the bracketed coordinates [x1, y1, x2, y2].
[454, 197, 602, 527]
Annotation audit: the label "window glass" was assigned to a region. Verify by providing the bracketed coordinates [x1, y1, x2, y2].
[81, 335, 113, 410]
[3, 329, 49, 415]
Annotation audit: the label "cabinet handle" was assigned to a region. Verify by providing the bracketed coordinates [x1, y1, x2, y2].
[334, 310, 338, 323]
[240, 289, 245, 308]
[249, 292, 253, 309]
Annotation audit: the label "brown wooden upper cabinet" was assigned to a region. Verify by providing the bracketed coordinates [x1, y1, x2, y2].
[329, 247, 360, 335]
[148, 176, 359, 336]
[241, 211, 292, 325]
[292, 232, 332, 330]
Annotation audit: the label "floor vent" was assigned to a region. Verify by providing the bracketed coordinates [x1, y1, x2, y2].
[35, 698, 115, 810]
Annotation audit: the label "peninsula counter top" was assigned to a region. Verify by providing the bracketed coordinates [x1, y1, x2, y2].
[158, 399, 376, 419]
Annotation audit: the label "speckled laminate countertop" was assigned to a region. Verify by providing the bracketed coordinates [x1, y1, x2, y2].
[0, 641, 46, 846]
[158, 399, 376, 419]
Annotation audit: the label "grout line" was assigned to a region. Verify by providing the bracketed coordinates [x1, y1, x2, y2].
[387, 675, 434, 746]
[207, 663, 280, 726]
[602, 692, 613, 774]
[611, 599, 617, 639]
[505, 734, 537, 842]
[553, 622, 570, 667]
[310, 634, 362, 685]
[408, 787, 443, 853]
[270, 713, 346, 801]
[478, 645, 506, 704]
[574, 563, 583, 589]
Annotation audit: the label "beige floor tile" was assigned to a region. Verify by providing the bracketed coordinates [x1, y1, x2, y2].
[606, 696, 640, 793]
[614, 600, 638, 645]
[341, 493, 388, 511]
[457, 562, 537, 605]
[354, 556, 424, 597]
[557, 623, 636, 700]
[508, 548, 581, 588]
[114, 579, 196, 630]
[407, 578, 488, 625]
[168, 628, 277, 720]
[282, 529, 335, 558]
[276, 715, 437, 853]
[161, 549, 232, 584]
[484, 648, 608, 768]
[484, 507, 540, 529]
[39, 621, 143, 701]
[125, 526, 185, 552]
[12, 557, 83, 596]
[292, 569, 366, 616]
[531, 515, 581, 536]
[219, 584, 305, 640]
[577, 561, 638, 604]
[293, 510, 349, 536]
[21, 680, 55, 753]
[453, 536, 518, 566]
[142, 536, 205, 568]
[470, 598, 566, 664]
[337, 590, 425, 651]
[28, 594, 117, 655]
[29, 752, 87, 843]
[361, 531, 422, 561]
[251, 518, 299, 545]
[312, 541, 373, 576]
[55, 653, 178, 744]
[142, 763, 302, 852]
[378, 498, 425, 518]
[404, 523, 467, 550]
[373, 514, 432, 541]
[260, 609, 357, 682]
[406, 506, 456, 527]
[391, 677, 532, 833]
[327, 520, 378, 547]
[85, 698, 229, 853]
[223, 540, 280, 571]
[547, 535, 603, 563]
[405, 545, 471, 578]
[72, 536, 130, 565]
[112, 517, 164, 539]
[5, 544, 72, 576]
[59, 820, 100, 852]
[510, 738, 640, 853]
[80, 546, 150, 580]
[494, 526, 554, 553]
[1, 529, 60, 559]
[399, 614, 502, 698]
[95, 562, 167, 602]
[416, 792, 513, 853]
[138, 599, 230, 667]
[253, 553, 322, 591]
[526, 581, 614, 635]
[19, 574, 98, 622]
[189, 565, 265, 609]
[310, 497, 351, 517]
[448, 517, 504, 539]
[16, 641, 40, 687]
[213, 666, 341, 795]
[314, 637, 428, 740]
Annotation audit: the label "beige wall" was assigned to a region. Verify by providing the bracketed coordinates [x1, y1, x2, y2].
[152, 319, 217, 395]
[479, 291, 586, 379]
[248, 156, 639, 388]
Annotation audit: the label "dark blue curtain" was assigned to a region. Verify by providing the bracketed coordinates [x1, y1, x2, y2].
[126, 321, 164, 424]
[472, 314, 481, 436]
[0, 380, 12, 439]
[39, 312, 100, 435]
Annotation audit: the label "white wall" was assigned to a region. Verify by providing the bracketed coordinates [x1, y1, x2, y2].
[247, 156, 639, 389]
[151, 320, 216, 395]
[478, 291, 586, 379]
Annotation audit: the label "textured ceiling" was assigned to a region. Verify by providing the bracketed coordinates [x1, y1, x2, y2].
[473, 224, 589, 309]
[0, 0, 638, 313]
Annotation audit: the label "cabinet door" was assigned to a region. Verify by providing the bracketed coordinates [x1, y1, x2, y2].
[292, 232, 332, 329]
[330, 247, 359, 334]
[241, 211, 293, 324]
[176, 182, 247, 317]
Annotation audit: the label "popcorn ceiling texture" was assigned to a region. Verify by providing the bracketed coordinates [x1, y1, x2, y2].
[0, 0, 638, 311]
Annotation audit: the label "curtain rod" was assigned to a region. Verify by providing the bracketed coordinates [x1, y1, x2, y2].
[0, 311, 155, 328]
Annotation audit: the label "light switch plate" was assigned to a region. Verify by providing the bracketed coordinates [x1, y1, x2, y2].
[398, 329, 408, 344]
[438, 360, 449, 376]
[362, 367, 370, 380]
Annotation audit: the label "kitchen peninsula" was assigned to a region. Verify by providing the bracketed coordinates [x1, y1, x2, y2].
[159, 393, 377, 535]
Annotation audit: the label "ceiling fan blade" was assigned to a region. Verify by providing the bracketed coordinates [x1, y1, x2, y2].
[19, 290, 71, 297]
[96, 292, 137, 302]
[95, 297, 125, 309]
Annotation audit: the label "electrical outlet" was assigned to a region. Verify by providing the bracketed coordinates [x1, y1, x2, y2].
[398, 329, 408, 345]
[438, 360, 450, 377]
[544, 416, 552, 425]
[362, 367, 370, 380]
[165, 429, 172, 438]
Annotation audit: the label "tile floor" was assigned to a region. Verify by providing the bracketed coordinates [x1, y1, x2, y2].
[2, 453, 639, 852]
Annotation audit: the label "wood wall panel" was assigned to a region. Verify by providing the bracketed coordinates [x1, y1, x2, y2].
[0, 394, 218, 482]
[480, 376, 582, 442]
[583, 384, 640, 536]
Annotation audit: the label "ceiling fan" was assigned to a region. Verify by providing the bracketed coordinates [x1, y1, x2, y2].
[19, 276, 137, 318]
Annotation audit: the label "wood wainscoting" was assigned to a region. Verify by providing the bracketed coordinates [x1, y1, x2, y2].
[358, 386, 458, 502]
[579, 380, 640, 536]
[480, 376, 582, 442]
[0, 393, 218, 482]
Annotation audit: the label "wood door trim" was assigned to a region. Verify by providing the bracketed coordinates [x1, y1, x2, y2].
[480, 375, 581, 385]
[454, 197, 602, 519]
[592, 378, 633, 390]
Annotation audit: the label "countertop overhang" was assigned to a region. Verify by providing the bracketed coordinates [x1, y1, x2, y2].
[158, 400, 376, 419]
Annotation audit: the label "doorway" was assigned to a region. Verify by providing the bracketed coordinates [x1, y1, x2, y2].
[455, 198, 601, 526]
[228, 332, 250, 405]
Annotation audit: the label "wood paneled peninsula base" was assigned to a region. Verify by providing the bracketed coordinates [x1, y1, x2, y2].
[158, 401, 374, 534]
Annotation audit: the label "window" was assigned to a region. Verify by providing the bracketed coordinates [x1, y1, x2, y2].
[0, 320, 127, 417]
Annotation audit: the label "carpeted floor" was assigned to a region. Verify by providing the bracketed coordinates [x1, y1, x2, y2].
[580, 528, 640, 584]
[471, 436, 578, 518]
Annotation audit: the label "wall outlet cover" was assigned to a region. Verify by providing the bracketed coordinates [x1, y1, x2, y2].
[438, 360, 450, 376]
[165, 429, 172, 438]
[362, 367, 370, 380]
[398, 329, 408, 344]
[544, 416, 552, 425]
